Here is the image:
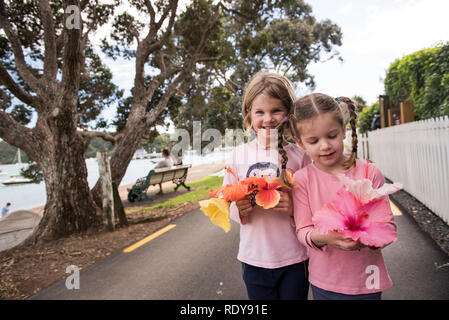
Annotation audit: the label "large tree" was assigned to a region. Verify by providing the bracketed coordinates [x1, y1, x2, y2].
[0, 0, 119, 241]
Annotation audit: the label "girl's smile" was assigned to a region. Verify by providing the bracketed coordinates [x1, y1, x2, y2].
[250, 94, 287, 147]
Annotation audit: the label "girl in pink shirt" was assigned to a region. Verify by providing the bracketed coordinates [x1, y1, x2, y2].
[224, 72, 310, 300]
[288, 94, 397, 300]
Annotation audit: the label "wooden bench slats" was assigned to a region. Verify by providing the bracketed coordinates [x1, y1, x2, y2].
[127, 164, 192, 202]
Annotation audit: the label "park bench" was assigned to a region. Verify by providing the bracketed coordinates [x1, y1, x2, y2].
[127, 164, 192, 202]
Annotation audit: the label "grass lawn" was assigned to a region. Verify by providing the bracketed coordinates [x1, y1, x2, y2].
[125, 175, 224, 213]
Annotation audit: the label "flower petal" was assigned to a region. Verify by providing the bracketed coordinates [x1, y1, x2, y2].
[333, 187, 362, 218]
[337, 174, 402, 203]
[341, 229, 363, 242]
[199, 198, 231, 232]
[312, 202, 347, 234]
[240, 176, 267, 189]
[337, 174, 375, 203]
[209, 186, 224, 197]
[222, 183, 248, 202]
[255, 189, 281, 209]
[360, 197, 394, 223]
[225, 167, 239, 183]
[370, 182, 403, 200]
[267, 179, 282, 190]
[358, 222, 397, 248]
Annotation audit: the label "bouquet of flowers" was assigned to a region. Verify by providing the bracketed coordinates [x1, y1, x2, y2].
[199, 167, 295, 232]
[312, 166, 402, 248]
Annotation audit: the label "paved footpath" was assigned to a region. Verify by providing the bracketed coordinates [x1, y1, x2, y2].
[29, 201, 449, 300]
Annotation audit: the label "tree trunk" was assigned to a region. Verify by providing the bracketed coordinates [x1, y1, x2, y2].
[113, 181, 128, 227]
[29, 125, 103, 243]
[91, 104, 147, 208]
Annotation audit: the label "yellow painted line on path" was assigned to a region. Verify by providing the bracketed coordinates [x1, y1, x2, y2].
[390, 201, 402, 216]
[123, 224, 176, 253]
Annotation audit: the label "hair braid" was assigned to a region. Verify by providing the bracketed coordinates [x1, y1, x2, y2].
[276, 119, 296, 189]
[339, 97, 358, 170]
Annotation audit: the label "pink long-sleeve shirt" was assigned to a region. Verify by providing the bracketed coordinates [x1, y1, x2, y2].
[292, 159, 396, 294]
[225, 142, 310, 268]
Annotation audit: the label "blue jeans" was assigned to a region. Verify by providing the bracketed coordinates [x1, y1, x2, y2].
[311, 284, 382, 300]
[242, 260, 309, 300]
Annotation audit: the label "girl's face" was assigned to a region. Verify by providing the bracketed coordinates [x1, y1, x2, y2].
[296, 113, 346, 172]
[250, 94, 287, 137]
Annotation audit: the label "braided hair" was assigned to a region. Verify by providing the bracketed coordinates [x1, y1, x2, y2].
[337, 96, 358, 170]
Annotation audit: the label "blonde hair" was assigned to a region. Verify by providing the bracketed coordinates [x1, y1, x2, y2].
[241, 71, 297, 188]
[290, 93, 358, 170]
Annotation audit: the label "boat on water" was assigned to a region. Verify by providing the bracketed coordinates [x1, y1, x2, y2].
[0, 174, 33, 185]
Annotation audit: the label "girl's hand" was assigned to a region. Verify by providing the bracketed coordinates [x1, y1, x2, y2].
[272, 191, 292, 216]
[311, 230, 364, 251]
[236, 196, 253, 218]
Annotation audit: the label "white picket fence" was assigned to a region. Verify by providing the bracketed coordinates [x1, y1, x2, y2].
[357, 116, 449, 224]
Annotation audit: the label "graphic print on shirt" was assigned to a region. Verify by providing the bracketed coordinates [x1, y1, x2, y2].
[246, 162, 279, 179]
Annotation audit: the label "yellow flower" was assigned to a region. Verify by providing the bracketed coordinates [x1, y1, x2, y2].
[199, 198, 231, 233]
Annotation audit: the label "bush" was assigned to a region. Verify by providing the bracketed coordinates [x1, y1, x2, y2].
[358, 102, 379, 134]
[384, 42, 449, 120]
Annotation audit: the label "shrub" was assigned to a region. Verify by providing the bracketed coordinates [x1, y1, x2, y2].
[384, 42, 449, 120]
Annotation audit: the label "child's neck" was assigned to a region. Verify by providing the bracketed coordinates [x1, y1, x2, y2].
[252, 138, 288, 150]
[314, 155, 349, 175]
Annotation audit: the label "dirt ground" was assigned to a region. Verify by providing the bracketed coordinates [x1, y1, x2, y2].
[0, 161, 225, 300]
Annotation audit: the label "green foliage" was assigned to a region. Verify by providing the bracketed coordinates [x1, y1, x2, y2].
[143, 134, 174, 153]
[384, 42, 449, 120]
[172, 0, 343, 139]
[20, 163, 43, 183]
[86, 137, 115, 159]
[358, 102, 379, 134]
[0, 142, 29, 164]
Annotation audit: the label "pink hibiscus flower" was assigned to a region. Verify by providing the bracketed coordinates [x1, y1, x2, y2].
[312, 176, 401, 248]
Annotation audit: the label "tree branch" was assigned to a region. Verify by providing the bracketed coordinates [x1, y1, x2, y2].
[0, 64, 38, 107]
[0, 87, 9, 109]
[0, 0, 43, 94]
[39, 0, 58, 81]
[0, 108, 34, 151]
[60, 1, 82, 104]
[218, 1, 254, 21]
[78, 130, 122, 145]
[196, 54, 223, 63]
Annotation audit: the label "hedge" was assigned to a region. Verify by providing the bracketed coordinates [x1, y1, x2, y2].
[384, 42, 449, 120]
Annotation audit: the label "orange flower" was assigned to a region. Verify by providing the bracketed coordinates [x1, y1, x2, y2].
[240, 176, 267, 192]
[208, 167, 249, 202]
[207, 168, 294, 210]
[255, 176, 283, 209]
[222, 183, 248, 202]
